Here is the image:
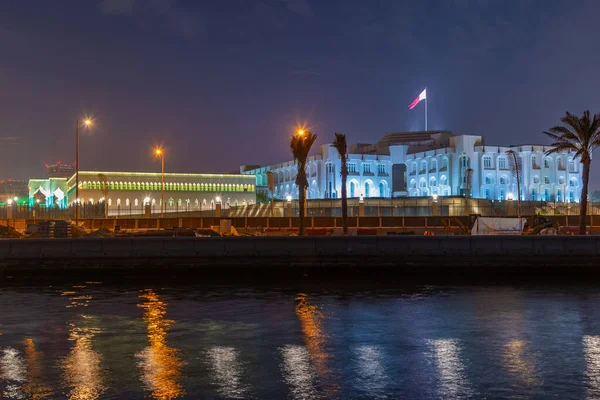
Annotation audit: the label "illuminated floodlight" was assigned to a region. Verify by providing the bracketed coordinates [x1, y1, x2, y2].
[215, 196, 221, 203]
[432, 194, 438, 202]
[286, 195, 292, 202]
[507, 192, 514, 201]
[144, 197, 150, 205]
[7, 199, 12, 205]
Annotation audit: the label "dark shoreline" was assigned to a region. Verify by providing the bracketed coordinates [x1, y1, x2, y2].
[1, 236, 600, 284]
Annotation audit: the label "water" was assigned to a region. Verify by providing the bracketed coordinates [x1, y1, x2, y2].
[1, 283, 600, 399]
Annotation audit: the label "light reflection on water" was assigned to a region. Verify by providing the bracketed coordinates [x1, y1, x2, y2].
[353, 345, 389, 399]
[23, 338, 53, 399]
[2, 285, 600, 398]
[583, 335, 600, 399]
[427, 338, 474, 399]
[280, 344, 320, 400]
[206, 346, 250, 399]
[136, 289, 185, 400]
[503, 339, 537, 387]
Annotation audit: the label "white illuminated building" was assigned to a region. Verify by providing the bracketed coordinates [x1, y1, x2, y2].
[242, 131, 583, 202]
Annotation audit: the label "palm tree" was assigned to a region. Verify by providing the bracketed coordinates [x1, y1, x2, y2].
[332, 133, 349, 235]
[544, 110, 600, 235]
[290, 130, 318, 236]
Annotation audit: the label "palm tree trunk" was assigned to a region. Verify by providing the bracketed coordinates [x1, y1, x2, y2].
[299, 184, 306, 236]
[580, 159, 591, 235]
[341, 172, 348, 235]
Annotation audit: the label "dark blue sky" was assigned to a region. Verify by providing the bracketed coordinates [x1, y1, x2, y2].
[1, 0, 599, 185]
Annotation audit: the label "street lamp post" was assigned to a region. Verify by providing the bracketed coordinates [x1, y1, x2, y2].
[155, 148, 165, 218]
[75, 118, 92, 225]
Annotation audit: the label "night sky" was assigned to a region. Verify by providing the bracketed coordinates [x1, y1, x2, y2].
[1, 0, 599, 186]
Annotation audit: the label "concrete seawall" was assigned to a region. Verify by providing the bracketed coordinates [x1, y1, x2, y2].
[0, 236, 598, 274]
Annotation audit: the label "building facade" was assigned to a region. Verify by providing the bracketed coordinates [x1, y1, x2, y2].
[28, 170, 256, 213]
[241, 131, 584, 203]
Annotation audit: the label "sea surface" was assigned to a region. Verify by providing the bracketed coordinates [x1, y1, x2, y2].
[1, 283, 600, 399]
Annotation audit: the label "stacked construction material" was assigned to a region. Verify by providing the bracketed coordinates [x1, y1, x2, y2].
[38, 220, 73, 238]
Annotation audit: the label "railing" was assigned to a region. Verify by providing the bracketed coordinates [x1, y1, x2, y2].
[2, 198, 599, 221]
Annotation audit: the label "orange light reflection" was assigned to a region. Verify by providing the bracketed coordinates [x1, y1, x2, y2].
[136, 289, 185, 400]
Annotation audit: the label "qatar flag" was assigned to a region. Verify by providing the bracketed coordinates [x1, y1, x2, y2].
[408, 89, 427, 110]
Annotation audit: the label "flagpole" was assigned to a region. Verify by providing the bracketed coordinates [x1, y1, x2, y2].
[425, 95, 428, 131]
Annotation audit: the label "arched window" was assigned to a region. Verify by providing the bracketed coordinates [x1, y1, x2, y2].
[177, 199, 182, 207]
[440, 175, 447, 186]
[559, 176, 565, 185]
[350, 182, 355, 198]
[412, 162, 417, 173]
[431, 159, 437, 172]
[117, 198, 121, 206]
[134, 199, 139, 207]
[108, 198, 112, 206]
[125, 199, 130, 206]
[365, 182, 370, 198]
[499, 176, 507, 185]
[544, 158, 550, 168]
[485, 175, 492, 185]
[419, 179, 426, 188]
[460, 156, 469, 168]
[410, 179, 417, 189]
[430, 177, 437, 187]
[420, 161, 427, 173]
[533, 176, 540, 184]
[568, 160, 576, 172]
[379, 181, 385, 197]
[442, 157, 448, 170]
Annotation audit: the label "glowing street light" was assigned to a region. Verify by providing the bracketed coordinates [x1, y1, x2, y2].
[286, 195, 292, 203]
[215, 196, 221, 204]
[154, 147, 165, 218]
[75, 117, 93, 224]
[297, 129, 304, 135]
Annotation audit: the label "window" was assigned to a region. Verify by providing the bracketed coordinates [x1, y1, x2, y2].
[533, 176, 540, 184]
[500, 189, 505, 201]
[485, 176, 492, 184]
[544, 188, 550, 201]
[544, 176, 550, 184]
[442, 157, 448, 170]
[544, 158, 550, 168]
[327, 163, 335, 174]
[531, 188, 537, 201]
[410, 179, 416, 189]
[483, 156, 492, 169]
[485, 188, 491, 200]
[532, 156, 538, 168]
[377, 164, 386, 174]
[365, 182, 370, 198]
[570, 191, 574, 202]
[559, 176, 565, 185]
[420, 179, 427, 188]
[125, 199, 130, 206]
[363, 164, 371, 174]
[557, 189, 562, 202]
[431, 159, 437, 171]
[379, 182, 385, 197]
[460, 156, 469, 167]
[499, 176, 507, 185]
[570, 178, 577, 187]
[421, 161, 427, 173]
[568, 160, 576, 172]
[430, 177, 437, 186]
[350, 181, 355, 198]
[440, 175, 447, 186]
[134, 199, 138, 207]
[348, 164, 356, 173]
[557, 158, 564, 170]
[498, 157, 507, 169]
[412, 162, 417, 173]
